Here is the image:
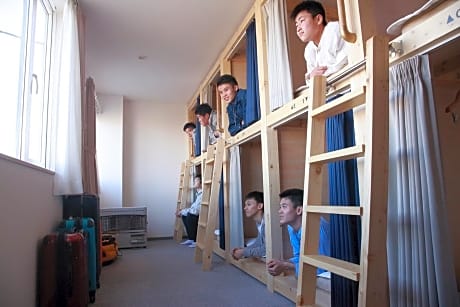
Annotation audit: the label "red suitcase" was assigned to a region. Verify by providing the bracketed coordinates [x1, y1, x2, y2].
[39, 231, 89, 307]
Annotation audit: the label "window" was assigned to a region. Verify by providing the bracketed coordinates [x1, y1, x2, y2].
[0, 0, 54, 168]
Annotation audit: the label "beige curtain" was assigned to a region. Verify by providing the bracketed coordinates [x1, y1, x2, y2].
[82, 77, 99, 195]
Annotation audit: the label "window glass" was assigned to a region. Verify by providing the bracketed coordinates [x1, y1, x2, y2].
[0, 0, 26, 157]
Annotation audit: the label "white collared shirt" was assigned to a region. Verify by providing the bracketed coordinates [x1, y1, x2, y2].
[304, 21, 348, 79]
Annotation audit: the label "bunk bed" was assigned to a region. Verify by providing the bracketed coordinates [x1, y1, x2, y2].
[179, 0, 459, 305]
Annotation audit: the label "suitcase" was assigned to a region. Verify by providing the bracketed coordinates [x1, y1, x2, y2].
[62, 194, 101, 288]
[64, 218, 97, 303]
[39, 231, 89, 307]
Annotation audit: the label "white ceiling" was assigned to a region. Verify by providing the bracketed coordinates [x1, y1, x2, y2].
[79, 0, 254, 104]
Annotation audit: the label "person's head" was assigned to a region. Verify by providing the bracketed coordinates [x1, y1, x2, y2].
[195, 103, 212, 127]
[216, 74, 239, 104]
[193, 175, 202, 189]
[183, 122, 196, 138]
[194, 103, 213, 127]
[290, 1, 327, 45]
[244, 191, 264, 220]
[278, 188, 303, 228]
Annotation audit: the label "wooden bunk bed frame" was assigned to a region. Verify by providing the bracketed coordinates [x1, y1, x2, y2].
[178, 0, 459, 305]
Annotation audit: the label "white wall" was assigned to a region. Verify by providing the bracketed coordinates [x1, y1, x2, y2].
[96, 95, 124, 209]
[96, 95, 188, 238]
[0, 155, 61, 306]
[123, 100, 187, 238]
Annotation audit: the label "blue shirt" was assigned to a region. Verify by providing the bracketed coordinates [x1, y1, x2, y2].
[287, 217, 330, 277]
[226, 89, 247, 136]
[287, 225, 301, 277]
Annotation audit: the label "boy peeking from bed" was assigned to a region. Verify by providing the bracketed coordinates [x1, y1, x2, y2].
[232, 191, 266, 260]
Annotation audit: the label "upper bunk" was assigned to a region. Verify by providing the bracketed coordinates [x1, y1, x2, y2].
[185, 0, 459, 158]
[388, 0, 459, 66]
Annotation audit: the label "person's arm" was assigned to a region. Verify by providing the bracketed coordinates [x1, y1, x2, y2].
[267, 259, 295, 276]
[242, 222, 266, 258]
[187, 191, 202, 216]
[227, 103, 239, 136]
[232, 247, 245, 260]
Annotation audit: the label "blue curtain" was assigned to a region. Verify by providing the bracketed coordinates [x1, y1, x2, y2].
[327, 109, 361, 307]
[194, 97, 201, 156]
[245, 20, 260, 127]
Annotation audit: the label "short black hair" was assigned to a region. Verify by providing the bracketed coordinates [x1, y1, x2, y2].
[279, 188, 304, 208]
[290, 1, 327, 26]
[216, 74, 238, 87]
[194, 103, 213, 116]
[245, 191, 264, 204]
[183, 122, 196, 131]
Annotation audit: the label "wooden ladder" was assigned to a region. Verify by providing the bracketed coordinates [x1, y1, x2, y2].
[173, 160, 192, 242]
[194, 138, 225, 271]
[297, 36, 389, 306]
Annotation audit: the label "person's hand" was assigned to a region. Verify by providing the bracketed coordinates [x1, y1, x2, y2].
[267, 259, 286, 276]
[306, 66, 328, 81]
[232, 248, 244, 260]
[175, 209, 182, 217]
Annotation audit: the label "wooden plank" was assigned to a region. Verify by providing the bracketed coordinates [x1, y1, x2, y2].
[306, 205, 362, 216]
[297, 76, 327, 306]
[201, 139, 225, 271]
[302, 255, 361, 281]
[266, 93, 309, 128]
[230, 258, 268, 284]
[225, 121, 262, 147]
[309, 144, 365, 165]
[357, 35, 390, 307]
[173, 160, 191, 242]
[311, 87, 366, 119]
[389, 0, 460, 66]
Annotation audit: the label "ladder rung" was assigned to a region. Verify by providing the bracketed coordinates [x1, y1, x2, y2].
[301, 255, 360, 281]
[196, 242, 205, 250]
[311, 87, 366, 119]
[310, 144, 365, 165]
[198, 221, 207, 227]
[306, 205, 362, 216]
[203, 179, 212, 184]
[206, 158, 215, 164]
[201, 201, 209, 206]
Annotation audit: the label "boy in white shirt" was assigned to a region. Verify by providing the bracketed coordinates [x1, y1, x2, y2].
[291, 1, 348, 84]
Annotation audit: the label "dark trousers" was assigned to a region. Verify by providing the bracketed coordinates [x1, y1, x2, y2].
[181, 214, 199, 241]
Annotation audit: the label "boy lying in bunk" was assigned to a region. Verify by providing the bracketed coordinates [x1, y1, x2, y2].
[216, 74, 247, 136]
[267, 188, 330, 277]
[195, 103, 220, 145]
[291, 0, 348, 85]
[232, 191, 266, 260]
[183, 122, 196, 156]
[267, 188, 303, 276]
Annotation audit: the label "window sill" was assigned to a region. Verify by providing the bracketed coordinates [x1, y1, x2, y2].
[0, 153, 54, 175]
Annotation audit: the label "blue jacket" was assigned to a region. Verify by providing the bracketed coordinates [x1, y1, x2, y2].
[226, 89, 247, 136]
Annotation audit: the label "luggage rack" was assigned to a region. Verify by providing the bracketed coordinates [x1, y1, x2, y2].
[100, 207, 147, 248]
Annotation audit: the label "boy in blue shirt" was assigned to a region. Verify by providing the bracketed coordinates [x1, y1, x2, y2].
[216, 74, 246, 136]
[267, 188, 329, 277]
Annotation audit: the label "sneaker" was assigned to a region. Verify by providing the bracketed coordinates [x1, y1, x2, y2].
[188, 242, 197, 248]
[180, 239, 194, 245]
